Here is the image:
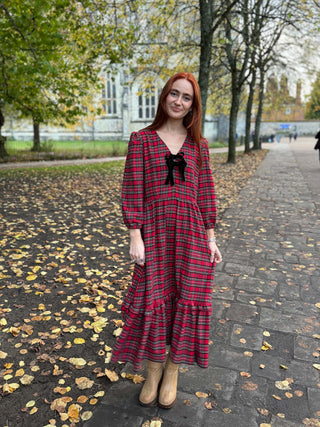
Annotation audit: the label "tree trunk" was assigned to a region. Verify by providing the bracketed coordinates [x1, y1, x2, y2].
[31, 120, 41, 151]
[0, 107, 8, 158]
[228, 77, 240, 163]
[254, 68, 265, 150]
[198, 0, 214, 132]
[244, 68, 257, 153]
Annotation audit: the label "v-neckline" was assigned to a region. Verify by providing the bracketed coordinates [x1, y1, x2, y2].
[155, 131, 188, 155]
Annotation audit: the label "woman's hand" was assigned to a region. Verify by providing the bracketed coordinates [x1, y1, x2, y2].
[129, 230, 145, 266]
[208, 241, 222, 264]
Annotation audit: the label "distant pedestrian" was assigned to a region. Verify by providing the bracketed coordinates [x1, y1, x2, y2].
[111, 72, 222, 409]
[314, 130, 320, 162]
[289, 133, 293, 143]
[293, 132, 298, 141]
[276, 134, 281, 143]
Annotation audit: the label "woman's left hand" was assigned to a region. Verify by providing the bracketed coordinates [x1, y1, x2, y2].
[208, 241, 222, 264]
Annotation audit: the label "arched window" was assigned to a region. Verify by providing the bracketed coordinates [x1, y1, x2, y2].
[102, 72, 117, 115]
[138, 86, 157, 119]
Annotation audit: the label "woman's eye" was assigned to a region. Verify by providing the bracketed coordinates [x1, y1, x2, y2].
[171, 91, 177, 96]
[184, 96, 191, 101]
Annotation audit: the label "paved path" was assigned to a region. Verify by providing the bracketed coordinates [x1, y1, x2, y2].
[83, 138, 320, 427]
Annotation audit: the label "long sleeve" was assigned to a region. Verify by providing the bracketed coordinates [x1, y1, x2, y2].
[197, 140, 217, 229]
[121, 132, 144, 229]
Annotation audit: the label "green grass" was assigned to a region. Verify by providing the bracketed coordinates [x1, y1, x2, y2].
[208, 141, 228, 149]
[5, 140, 128, 160]
[2, 139, 228, 164]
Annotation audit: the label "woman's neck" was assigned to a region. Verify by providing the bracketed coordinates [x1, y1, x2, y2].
[158, 119, 186, 135]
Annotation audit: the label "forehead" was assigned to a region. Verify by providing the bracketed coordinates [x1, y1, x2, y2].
[171, 79, 194, 97]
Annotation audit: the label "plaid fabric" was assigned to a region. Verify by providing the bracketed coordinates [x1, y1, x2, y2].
[111, 130, 217, 369]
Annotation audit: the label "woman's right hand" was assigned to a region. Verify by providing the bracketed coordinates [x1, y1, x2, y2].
[129, 230, 145, 266]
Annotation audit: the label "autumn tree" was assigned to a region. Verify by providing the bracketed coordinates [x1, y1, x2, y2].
[0, 0, 137, 156]
[305, 73, 320, 119]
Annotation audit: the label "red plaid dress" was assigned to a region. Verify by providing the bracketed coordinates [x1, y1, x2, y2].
[111, 129, 217, 369]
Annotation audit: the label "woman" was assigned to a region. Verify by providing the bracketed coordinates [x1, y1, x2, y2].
[315, 129, 320, 162]
[111, 72, 222, 409]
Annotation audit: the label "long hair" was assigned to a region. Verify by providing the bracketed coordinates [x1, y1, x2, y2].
[146, 72, 203, 167]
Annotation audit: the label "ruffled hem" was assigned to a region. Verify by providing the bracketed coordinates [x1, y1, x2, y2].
[111, 293, 212, 371]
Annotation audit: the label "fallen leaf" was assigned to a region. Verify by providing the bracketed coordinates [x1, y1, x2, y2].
[105, 369, 119, 382]
[81, 411, 93, 421]
[195, 391, 208, 398]
[272, 394, 282, 400]
[261, 341, 273, 351]
[67, 403, 81, 421]
[275, 380, 291, 391]
[75, 377, 94, 390]
[280, 364, 288, 370]
[313, 364, 320, 371]
[20, 375, 34, 385]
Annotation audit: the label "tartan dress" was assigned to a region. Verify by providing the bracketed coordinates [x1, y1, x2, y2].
[111, 129, 217, 369]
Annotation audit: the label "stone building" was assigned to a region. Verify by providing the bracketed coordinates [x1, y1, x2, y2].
[4, 69, 229, 143]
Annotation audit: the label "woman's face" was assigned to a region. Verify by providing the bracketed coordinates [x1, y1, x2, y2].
[165, 78, 194, 121]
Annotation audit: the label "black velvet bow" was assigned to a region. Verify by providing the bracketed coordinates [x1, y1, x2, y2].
[165, 152, 187, 186]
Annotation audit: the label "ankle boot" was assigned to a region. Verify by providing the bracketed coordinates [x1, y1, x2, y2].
[139, 361, 163, 407]
[158, 356, 179, 409]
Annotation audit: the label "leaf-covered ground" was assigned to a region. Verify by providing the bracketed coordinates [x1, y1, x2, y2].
[0, 150, 266, 427]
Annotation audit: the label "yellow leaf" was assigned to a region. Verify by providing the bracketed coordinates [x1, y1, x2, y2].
[90, 398, 98, 405]
[0, 350, 8, 359]
[105, 369, 119, 382]
[81, 411, 93, 421]
[9, 327, 20, 337]
[272, 394, 282, 400]
[32, 266, 41, 273]
[275, 380, 291, 391]
[261, 341, 272, 351]
[77, 395, 88, 403]
[94, 391, 105, 398]
[113, 327, 122, 337]
[69, 358, 86, 368]
[74, 338, 85, 344]
[223, 408, 232, 414]
[280, 364, 288, 370]
[20, 375, 34, 385]
[75, 377, 94, 390]
[26, 274, 37, 281]
[313, 364, 320, 371]
[67, 403, 81, 421]
[29, 407, 38, 415]
[26, 400, 36, 408]
[0, 318, 7, 326]
[15, 368, 25, 377]
[315, 303, 320, 309]
[54, 386, 71, 395]
[195, 391, 208, 398]
[77, 278, 87, 283]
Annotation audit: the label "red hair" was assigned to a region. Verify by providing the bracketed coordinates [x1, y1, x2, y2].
[146, 72, 203, 167]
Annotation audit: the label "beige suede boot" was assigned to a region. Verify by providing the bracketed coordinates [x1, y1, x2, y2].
[139, 361, 163, 407]
[158, 356, 179, 409]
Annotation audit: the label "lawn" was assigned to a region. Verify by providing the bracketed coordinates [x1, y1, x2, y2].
[3, 139, 228, 163]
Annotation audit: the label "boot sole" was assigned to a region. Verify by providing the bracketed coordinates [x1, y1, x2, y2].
[158, 398, 176, 409]
[138, 396, 158, 407]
